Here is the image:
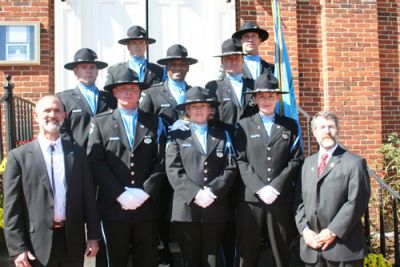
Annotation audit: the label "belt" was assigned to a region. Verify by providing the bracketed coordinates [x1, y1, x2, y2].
[53, 220, 66, 228]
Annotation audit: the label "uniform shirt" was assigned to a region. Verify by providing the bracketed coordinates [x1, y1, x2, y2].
[226, 73, 244, 107]
[129, 56, 147, 82]
[78, 82, 98, 114]
[38, 135, 66, 222]
[244, 55, 261, 79]
[259, 112, 275, 136]
[119, 108, 138, 148]
[168, 78, 186, 104]
[191, 123, 208, 153]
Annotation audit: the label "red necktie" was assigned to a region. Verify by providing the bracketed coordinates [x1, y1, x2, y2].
[318, 153, 329, 176]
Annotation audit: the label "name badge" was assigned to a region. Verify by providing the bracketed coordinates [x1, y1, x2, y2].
[161, 103, 171, 108]
[72, 109, 82, 113]
[250, 134, 260, 138]
[109, 137, 120, 141]
[144, 136, 152, 144]
[223, 98, 231, 101]
[182, 143, 191, 148]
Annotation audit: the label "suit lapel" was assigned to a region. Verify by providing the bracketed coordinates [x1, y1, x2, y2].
[190, 130, 206, 155]
[62, 140, 73, 191]
[132, 111, 150, 151]
[253, 113, 270, 142]
[30, 140, 54, 199]
[72, 87, 94, 116]
[144, 63, 156, 84]
[222, 78, 241, 109]
[206, 127, 220, 157]
[97, 91, 109, 114]
[267, 115, 285, 145]
[162, 82, 178, 106]
[242, 62, 253, 79]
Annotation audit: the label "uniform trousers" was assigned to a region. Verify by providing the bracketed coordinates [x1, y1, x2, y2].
[173, 222, 225, 267]
[235, 202, 296, 267]
[31, 227, 83, 267]
[102, 220, 158, 267]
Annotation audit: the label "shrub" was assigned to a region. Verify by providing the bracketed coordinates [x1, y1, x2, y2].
[364, 253, 392, 266]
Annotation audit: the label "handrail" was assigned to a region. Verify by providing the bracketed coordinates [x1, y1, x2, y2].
[369, 167, 400, 200]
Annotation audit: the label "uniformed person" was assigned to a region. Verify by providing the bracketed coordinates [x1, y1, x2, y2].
[105, 25, 164, 86]
[234, 73, 302, 267]
[57, 48, 117, 148]
[166, 87, 237, 267]
[206, 38, 258, 136]
[232, 21, 274, 80]
[140, 44, 197, 129]
[87, 68, 165, 267]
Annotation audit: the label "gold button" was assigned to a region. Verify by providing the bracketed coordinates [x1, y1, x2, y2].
[131, 180, 135, 184]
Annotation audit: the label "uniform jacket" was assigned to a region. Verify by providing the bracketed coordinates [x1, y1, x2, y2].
[295, 146, 370, 263]
[57, 87, 117, 147]
[206, 76, 258, 134]
[235, 113, 302, 204]
[242, 58, 275, 79]
[139, 81, 191, 127]
[86, 109, 166, 222]
[105, 61, 164, 86]
[165, 126, 237, 223]
[3, 139, 99, 265]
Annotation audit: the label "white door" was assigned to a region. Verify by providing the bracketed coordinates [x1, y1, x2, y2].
[55, 0, 235, 92]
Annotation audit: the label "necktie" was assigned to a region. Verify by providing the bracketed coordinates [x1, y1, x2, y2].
[49, 144, 56, 197]
[318, 153, 329, 176]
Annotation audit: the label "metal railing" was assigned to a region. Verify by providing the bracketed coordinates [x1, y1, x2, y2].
[298, 107, 400, 266]
[0, 75, 35, 161]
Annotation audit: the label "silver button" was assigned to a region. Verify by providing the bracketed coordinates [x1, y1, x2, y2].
[267, 147, 271, 151]
[131, 171, 135, 176]
[204, 178, 208, 181]
[204, 162, 208, 166]
[130, 163, 134, 167]
[268, 168, 271, 172]
[267, 157, 271, 161]
[131, 180, 135, 184]
[204, 169, 208, 174]
[267, 178, 271, 182]
[131, 154, 135, 157]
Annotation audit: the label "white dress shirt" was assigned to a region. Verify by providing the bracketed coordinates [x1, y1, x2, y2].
[38, 136, 66, 222]
[318, 144, 338, 166]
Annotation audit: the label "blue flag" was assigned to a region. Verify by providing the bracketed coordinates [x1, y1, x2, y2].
[272, 0, 303, 152]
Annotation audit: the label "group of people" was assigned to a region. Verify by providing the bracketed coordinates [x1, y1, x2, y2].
[3, 21, 371, 267]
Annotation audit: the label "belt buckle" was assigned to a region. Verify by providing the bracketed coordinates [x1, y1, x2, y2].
[53, 220, 65, 228]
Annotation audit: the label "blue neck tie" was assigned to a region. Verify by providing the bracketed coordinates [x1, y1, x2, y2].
[119, 108, 138, 148]
[227, 74, 244, 106]
[129, 56, 147, 82]
[244, 55, 261, 79]
[260, 113, 275, 137]
[79, 82, 98, 114]
[168, 79, 186, 104]
[192, 123, 207, 153]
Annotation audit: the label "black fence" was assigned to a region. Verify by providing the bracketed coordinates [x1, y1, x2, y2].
[0, 75, 35, 161]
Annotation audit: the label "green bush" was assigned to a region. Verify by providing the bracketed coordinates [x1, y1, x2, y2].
[364, 253, 392, 266]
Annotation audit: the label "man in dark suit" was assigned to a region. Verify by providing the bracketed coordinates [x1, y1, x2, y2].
[3, 95, 100, 267]
[105, 25, 164, 86]
[206, 38, 258, 135]
[234, 73, 302, 267]
[87, 68, 165, 267]
[57, 48, 117, 148]
[140, 44, 197, 129]
[295, 111, 370, 267]
[232, 21, 274, 79]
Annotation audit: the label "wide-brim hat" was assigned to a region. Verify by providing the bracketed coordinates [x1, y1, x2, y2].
[175, 86, 220, 111]
[214, 38, 243, 57]
[64, 48, 108, 70]
[232, 21, 269, 42]
[118, 25, 156, 45]
[244, 73, 288, 94]
[103, 68, 150, 92]
[157, 44, 198, 65]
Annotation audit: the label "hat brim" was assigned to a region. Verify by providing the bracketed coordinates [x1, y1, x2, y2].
[157, 57, 198, 65]
[175, 100, 220, 111]
[118, 37, 156, 45]
[243, 88, 289, 94]
[104, 81, 150, 92]
[64, 60, 108, 70]
[232, 28, 269, 42]
[213, 51, 244, 57]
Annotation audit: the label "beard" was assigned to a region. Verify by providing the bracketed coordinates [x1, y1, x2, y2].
[42, 120, 63, 133]
[319, 135, 337, 149]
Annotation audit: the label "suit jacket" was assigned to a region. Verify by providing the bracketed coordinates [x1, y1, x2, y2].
[86, 109, 166, 222]
[105, 61, 164, 86]
[242, 58, 275, 79]
[165, 126, 237, 223]
[139, 81, 191, 127]
[295, 146, 370, 263]
[206, 77, 258, 134]
[235, 113, 302, 204]
[57, 87, 117, 147]
[3, 139, 99, 265]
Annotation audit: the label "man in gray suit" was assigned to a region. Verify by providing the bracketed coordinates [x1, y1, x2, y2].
[3, 95, 100, 267]
[295, 111, 370, 267]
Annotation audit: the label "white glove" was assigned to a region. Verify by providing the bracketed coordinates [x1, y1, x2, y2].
[125, 187, 150, 205]
[194, 189, 216, 208]
[168, 119, 190, 131]
[257, 185, 280, 205]
[116, 190, 140, 210]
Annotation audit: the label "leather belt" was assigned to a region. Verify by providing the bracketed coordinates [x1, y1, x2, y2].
[53, 220, 66, 228]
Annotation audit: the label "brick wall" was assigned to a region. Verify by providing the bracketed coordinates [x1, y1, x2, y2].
[236, 0, 399, 166]
[0, 0, 54, 102]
